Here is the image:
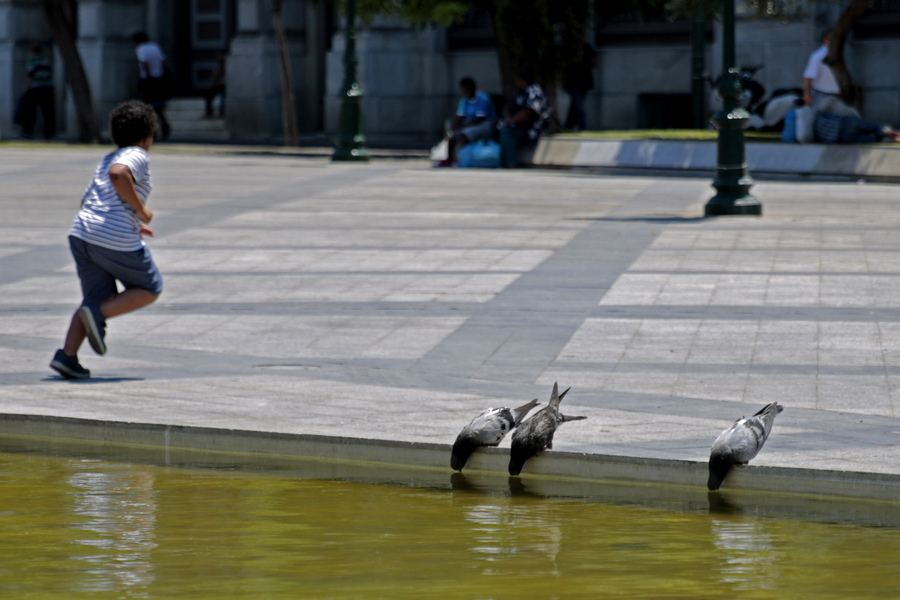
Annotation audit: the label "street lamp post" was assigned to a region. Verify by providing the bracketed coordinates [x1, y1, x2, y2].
[332, 0, 369, 162]
[704, 0, 760, 216]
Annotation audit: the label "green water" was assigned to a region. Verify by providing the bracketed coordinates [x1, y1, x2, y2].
[1, 447, 899, 599]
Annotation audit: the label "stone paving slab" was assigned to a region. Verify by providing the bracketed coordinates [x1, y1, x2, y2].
[3, 146, 900, 484]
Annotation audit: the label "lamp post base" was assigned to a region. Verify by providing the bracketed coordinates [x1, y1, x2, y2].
[704, 193, 762, 216]
[332, 146, 370, 162]
[705, 70, 760, 217]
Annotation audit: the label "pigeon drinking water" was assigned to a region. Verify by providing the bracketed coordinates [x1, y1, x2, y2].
[508, 382, 586, 476]
[708, 402, 783, 491]
[451, 398, 540, 471]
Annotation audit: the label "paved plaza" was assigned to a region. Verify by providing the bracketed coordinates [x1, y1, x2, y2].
[2, 145, 900, 479]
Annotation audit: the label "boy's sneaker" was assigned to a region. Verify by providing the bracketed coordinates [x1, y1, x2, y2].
[50, 349, 91, 380]
[78, 305, 107, 356]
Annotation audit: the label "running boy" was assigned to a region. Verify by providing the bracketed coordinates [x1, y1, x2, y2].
[50, 100, 163, 379]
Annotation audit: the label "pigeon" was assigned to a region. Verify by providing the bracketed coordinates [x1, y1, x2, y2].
[708, 402, 784, 491]
[450, 398, 540, 471]
[508, 382, 585, 476]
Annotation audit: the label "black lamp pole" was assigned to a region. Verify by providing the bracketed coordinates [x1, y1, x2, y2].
[704, 0, 761, 216]
[332, 0, 369, 162]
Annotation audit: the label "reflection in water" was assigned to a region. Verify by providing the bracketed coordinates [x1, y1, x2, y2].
[3, 451, 900, 599]
[449, 472, 476, 492]
[707, 490, 742, 515]
[68, 463, 157, 593]
[459, 478, 563, 577]
[711, 515, 780, 592]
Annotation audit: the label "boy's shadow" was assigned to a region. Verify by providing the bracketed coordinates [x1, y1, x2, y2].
[44, 376, 145, 384]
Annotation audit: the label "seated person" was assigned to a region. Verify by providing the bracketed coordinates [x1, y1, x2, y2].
[447, 77, 496, 162]
[499, 67, 551, 168]
[814, 111, 900, 144]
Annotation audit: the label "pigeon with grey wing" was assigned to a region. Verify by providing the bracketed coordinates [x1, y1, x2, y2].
[708, 402, 783, 491]
[451, 398, 540, 471]
[508, 382, 585, 476]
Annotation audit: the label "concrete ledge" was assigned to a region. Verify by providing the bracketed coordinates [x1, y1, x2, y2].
[2, 413, 900, 503]
[531, 136, 900, 181]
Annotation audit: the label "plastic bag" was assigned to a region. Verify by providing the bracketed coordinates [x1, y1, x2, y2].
[458, 138, 501, 168]
[795, 106, 814, 144]
[781, 109, 797, 143]
[430, 137, 449, 162]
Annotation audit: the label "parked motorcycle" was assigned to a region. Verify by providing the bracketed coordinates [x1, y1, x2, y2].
[708, 64, 804, 131]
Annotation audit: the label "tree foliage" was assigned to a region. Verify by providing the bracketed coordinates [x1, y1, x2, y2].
[665, 0, 805, 20]
[630, 0, 873, 104]
[355, 0, 590, 98]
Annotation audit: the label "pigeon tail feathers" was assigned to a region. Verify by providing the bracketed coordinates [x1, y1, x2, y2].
[511, 398, 540, 426]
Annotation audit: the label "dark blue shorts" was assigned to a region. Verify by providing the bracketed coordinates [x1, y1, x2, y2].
[69, 236, 163, 306]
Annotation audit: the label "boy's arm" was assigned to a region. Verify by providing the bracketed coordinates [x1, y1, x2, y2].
[109, 163, 153, 224]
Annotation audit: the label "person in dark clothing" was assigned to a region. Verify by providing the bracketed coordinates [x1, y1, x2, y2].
[17, 44, 55, 139]
[814, 111, 900, 144]
[204, 54, 226, 118]
[499, 67, 551, 168]
[563, 43, 596, 131]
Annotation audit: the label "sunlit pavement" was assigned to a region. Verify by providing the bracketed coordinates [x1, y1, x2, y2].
[3, 146, 900, 477]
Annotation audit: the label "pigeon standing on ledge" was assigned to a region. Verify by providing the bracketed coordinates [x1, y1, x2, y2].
[508, 382, 585, 476]
[708, 402, 784, 491]
[451, 398, 540, 471]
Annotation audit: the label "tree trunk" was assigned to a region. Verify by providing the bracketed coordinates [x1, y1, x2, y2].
[42, 0, 99, 143]
[272, 0, 299, 146]
[489, 0, 586, 126]
[489, 2, 516, 101]
[825, 0, 872, 110]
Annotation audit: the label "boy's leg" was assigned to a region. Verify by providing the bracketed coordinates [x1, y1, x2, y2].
[53, 312, 91, 379]
[62, 312, 87, 356]
[66, 288, 157, 357]
[100, 288, 158, 318]
[64, 237, 162, 358]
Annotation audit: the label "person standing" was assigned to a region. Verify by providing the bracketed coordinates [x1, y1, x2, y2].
[203, 54, 226, 119]
[17, 44, 55, 139]
[564, 43, 596, 131]
[803, 29, 858, 118]
[132, 32, 171, 139]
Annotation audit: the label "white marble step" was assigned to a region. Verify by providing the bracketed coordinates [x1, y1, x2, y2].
[165, 97, 230, 142]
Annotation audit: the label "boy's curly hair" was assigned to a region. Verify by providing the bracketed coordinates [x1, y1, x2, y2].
[109, 100, 158, 147]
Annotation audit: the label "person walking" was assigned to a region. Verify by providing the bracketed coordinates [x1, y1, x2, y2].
[132, 32, 172, 139]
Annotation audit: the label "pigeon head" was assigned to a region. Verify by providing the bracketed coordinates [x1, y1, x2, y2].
[508, 442, 532, 476]
[707, 448, 733, 491]
[450, 438, 478, 471]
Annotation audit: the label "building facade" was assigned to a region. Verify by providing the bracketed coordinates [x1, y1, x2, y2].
[1, 0, 898, 143]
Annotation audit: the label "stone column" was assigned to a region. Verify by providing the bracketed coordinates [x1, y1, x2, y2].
[325, 18, 451, 145]
[68, 0, 144, 139]
[228, 0, 313, 141]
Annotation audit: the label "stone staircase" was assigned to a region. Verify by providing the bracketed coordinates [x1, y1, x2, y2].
[164, 97, 230, 143]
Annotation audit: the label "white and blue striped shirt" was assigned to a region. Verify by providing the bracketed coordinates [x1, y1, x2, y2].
[70, 147, 152, 252]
